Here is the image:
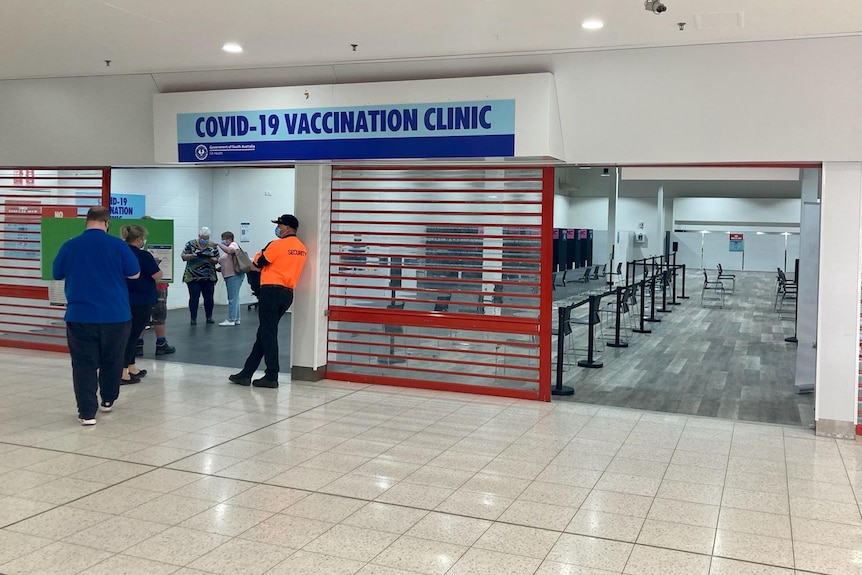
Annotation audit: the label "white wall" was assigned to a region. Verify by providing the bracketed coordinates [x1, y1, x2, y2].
[111, 168, 213, 311]
[111, 167, 295, 311]
[674, 198, 801, 232]
[617, 197, 661, 260]
[0, 76, 157, 166]
[555, 36, 862, 163]
[210, 168, 296, 306]
[1, 37, 861, 166]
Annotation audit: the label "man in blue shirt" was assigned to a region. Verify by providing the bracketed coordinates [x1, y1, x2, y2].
[53, 206, 140, 425]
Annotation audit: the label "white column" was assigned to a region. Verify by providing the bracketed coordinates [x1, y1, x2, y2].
[291, 163, 331, 381]
[815, 162, 862, 437]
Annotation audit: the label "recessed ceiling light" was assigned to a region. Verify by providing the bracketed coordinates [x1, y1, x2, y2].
[581, 19, 604, 30]
[222, 42, 243, 54]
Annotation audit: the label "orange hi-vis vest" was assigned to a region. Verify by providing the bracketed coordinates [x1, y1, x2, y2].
[254, 235, 307, 289]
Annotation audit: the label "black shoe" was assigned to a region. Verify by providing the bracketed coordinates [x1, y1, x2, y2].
[135, 343, 144, 357]
[206, 317, 215, 324]
[155, 343, 175, 355]
[190, 319, 197, 325]
[229, 373, 251, 386]
[252, 377, 278, 388]
[129, 369, 147, 378]
[120, 375, 141, 385]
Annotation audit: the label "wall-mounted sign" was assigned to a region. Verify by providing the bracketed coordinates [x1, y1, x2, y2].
[729, 233, 744, 252]
[109, 193, 146, 219]
[176, 100, 516, 162]
[566, 229, 575, 239]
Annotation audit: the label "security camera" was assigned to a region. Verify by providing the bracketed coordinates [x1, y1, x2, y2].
[645, 0, 667, 14]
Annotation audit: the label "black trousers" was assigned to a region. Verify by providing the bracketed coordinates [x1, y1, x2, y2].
[124, 304, 153, 367]
[240, 286, 293, 380]
[187, 280, 215, 320]
[66, 321, 131, 418]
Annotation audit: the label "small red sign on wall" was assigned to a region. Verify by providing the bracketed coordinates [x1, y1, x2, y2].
[42, 207, 77, 218]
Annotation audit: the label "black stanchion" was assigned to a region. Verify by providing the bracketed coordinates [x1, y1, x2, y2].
[552, 305, 575, 396]
[658, 257, 671, 313]
[669, 253, 680, 306]
[645, 259, 661, 323]
[607, 286, 628, 348]
[785, 258, 800, 344]
[633, 276, 651, 334]
[679, 263, 690, 299]
[577, 295, 603, 368]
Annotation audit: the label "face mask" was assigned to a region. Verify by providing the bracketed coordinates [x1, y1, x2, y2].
[199, 238, 208, 245]
[221, 239, 228, 246]
[274, 226, 282, 238]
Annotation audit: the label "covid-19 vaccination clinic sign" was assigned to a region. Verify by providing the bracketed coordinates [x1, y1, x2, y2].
[176, 100, 515, 162]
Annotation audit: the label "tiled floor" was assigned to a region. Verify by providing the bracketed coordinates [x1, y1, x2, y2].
[0, 348, 860, 575]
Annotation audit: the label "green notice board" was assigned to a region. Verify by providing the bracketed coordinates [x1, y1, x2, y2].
[41, 218, 175, 282]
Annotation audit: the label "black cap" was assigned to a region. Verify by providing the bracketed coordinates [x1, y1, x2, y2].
[272, 214, 299, 229]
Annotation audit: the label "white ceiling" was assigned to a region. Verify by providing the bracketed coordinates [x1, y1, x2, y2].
[3, 0, 862, 87]
[0, 0, 836, 195]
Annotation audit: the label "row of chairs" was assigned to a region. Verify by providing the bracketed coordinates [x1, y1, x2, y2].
[553, 262, 624, 289]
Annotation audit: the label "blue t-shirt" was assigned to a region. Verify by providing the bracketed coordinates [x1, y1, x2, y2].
[52, 229, 140, 323]
[126, 245, 160, 308]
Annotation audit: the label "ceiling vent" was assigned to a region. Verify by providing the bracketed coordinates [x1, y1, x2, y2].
[694, 11, 744, 29]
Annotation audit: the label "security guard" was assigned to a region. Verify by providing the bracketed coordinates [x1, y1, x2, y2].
[230, 214, 307, 388]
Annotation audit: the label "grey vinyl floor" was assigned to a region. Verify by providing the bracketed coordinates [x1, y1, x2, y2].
[137, 304, 292, 372]
[555, 269, 813, 428]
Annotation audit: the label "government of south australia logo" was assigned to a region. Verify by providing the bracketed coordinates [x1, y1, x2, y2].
[195, 145, 209, 161]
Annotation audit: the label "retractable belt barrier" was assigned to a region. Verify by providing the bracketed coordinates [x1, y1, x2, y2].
[553, 254, 691, 395]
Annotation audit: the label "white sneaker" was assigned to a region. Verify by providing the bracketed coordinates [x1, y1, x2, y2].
[78, 417, 96, 426]
[235, 319, 241, 325]
[219, 319, 236, 326]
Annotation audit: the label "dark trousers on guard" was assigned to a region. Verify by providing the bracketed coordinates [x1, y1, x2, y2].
[66, 321, 131, 419]
[240, 286, 293, 381]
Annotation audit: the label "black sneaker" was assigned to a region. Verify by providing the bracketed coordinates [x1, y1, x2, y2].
[155, 342, 176, 355]
[229, 373, 251, 386]
[190, 319, 197, 325]
[135, 342, 144, 357]
[99, 400, 113, 412]
[206, 317, 215, 324]
[252, 377, 278, 388]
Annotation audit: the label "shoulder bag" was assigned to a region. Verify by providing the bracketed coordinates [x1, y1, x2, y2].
[232, 246, 254, 274]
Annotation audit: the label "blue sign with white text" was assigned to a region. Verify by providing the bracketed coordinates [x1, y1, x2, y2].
[109, 194, 146, 219]
[177, 100, 516, 162]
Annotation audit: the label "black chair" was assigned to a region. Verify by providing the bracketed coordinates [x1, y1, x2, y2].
[716, 263, 735, 292]
[573, 267, 591, 283]
[775, 270, 797, 316]
[774, 268, 797, 311]
[701, 270, 725, 308]
[433, 294, 452, 312]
